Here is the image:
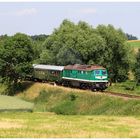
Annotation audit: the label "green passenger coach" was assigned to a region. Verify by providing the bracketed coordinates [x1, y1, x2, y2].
[33, 64, 64, 82]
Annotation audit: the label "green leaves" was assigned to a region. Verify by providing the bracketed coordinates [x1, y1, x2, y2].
[0, 33, 34, 95]
[134, 49, 140, 85]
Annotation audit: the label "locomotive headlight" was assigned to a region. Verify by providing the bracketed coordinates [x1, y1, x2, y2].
[95, 76, 107, 79]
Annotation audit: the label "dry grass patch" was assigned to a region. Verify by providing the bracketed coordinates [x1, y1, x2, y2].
[0, 112, 140, 138]
[0, 119, 24, 129]
[17, 81, 96, 100]
[127, 40, 140, 42]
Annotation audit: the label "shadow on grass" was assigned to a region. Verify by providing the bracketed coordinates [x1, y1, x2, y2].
[15, 81, 35, 94]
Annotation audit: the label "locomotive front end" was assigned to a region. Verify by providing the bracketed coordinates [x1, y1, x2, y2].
[91, 68, 108, 91]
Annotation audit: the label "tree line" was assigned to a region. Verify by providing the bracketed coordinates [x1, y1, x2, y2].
[125, 33, 138, 40]
[0, 19, 139, 95]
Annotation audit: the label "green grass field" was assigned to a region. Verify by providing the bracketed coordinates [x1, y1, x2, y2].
[128, 40, 140, 47]
[127, 40, 140, 53]
[0, 112, 139, 138]
[0, 95, 34, 112]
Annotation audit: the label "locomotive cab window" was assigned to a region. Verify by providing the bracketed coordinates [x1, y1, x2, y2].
[94, 70, 100, 75]
[102, 70, 107, 75]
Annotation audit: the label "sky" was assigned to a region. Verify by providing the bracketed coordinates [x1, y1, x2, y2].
[0, 2, 140, 38]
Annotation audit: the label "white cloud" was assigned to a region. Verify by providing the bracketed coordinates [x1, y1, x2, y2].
[15, 8, 37, 16]
[0, 8, 38, 16]
[78, 8, 97, 14]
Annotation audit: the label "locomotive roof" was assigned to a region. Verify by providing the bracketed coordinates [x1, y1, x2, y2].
[64, 64, 106, 71]
[33, 64, 64, 71]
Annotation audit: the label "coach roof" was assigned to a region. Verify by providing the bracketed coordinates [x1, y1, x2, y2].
[33, 64, 64, 71]
[64, 64, 106, 71]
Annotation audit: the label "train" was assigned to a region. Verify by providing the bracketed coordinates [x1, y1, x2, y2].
[31, 64, 108, 91]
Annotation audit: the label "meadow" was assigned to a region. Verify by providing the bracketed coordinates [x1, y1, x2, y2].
[0, 95, 33, 112]
[127, 40, 140, 53]
[0, 112, 140, 138]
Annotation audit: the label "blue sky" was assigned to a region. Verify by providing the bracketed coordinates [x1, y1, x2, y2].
[0, 2, 140, 38]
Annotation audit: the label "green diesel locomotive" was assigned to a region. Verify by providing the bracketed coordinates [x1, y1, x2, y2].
[32, 64, 108, 91]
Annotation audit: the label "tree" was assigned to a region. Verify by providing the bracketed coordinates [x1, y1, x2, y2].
[97, 25, 130, 82]
[37, 49, 54, 64]
[42, 19, 106, 65]
[30, 34, 49, 42]
[0, 33, 34, 95]
[56, 47, 82, 65]
[134, 49, 140, 85]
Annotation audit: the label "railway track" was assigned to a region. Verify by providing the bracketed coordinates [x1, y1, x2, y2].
[31, 81, 140, 100]
[55, 83, 140, 99]
[102, 91, 140, 99]
[60, 84, 140, 99]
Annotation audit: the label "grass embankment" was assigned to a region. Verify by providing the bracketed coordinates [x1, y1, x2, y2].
[0, 95, 34, 112]
[18, 82, 140, 115]
[0, 112, 140, 138]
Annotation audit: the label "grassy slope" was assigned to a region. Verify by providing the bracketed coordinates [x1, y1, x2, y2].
[17, 82, 140, 116]
[0, 95, 34, 111]
[0, 112, 140, 138]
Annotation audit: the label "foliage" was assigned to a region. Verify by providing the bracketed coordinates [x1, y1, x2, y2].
[0, 83, 8, 95]
[0, 33, 34, 95]
[96, 25, 130, 82]
[134, 49, 140, 85]
[56, 47, 82, 65]
[37, 49, 54, 64]
[30, 34, 49, 41]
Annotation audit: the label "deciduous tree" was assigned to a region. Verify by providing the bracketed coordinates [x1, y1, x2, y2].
[0, 33, 34, 95]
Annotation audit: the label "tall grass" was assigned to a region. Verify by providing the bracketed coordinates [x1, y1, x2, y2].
[0, 83, 8, 95]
